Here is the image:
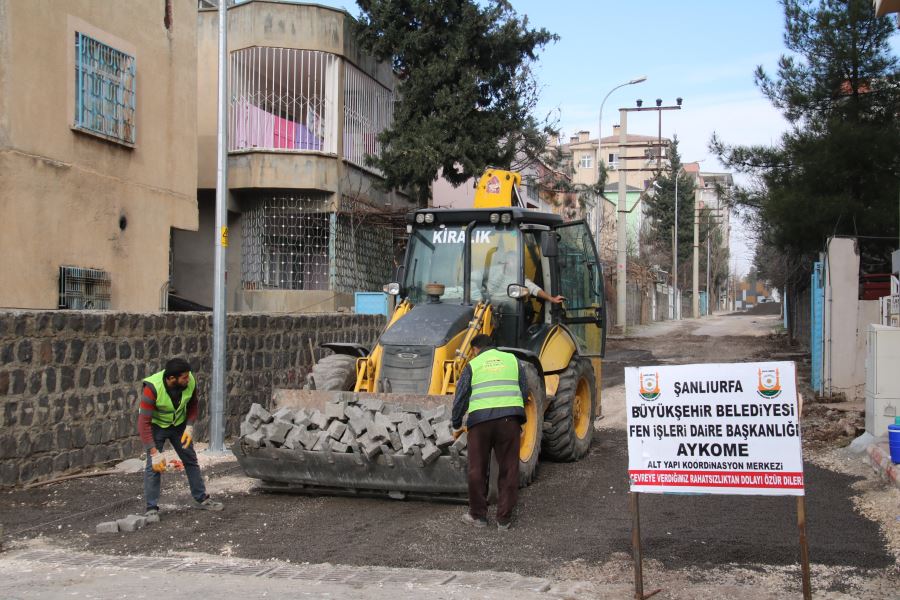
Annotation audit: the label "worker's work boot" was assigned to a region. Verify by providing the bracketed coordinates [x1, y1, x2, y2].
[497, 520, 511, 531]
[460, 512, 487, 528]
[194, 496, 224, 511]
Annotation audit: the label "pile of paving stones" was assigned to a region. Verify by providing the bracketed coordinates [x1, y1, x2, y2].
[239, 399, 467, 465]
[96, 511, 159, 534]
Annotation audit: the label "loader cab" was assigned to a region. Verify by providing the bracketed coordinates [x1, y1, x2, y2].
[397, 208, 606, 357]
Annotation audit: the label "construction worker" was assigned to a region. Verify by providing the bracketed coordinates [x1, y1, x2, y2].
[452, 334, 527, 530]
[138, 358, 223, 515]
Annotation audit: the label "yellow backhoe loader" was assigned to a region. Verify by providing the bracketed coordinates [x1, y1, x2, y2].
[234, 169, 607, 500]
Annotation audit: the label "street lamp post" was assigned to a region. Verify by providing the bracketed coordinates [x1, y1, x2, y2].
[594, 76, 646, 246]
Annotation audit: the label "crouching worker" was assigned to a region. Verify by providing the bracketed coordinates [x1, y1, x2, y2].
[138, 358, 223, 516]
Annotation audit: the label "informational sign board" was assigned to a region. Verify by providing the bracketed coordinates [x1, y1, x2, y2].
[625, 361, 804, 496]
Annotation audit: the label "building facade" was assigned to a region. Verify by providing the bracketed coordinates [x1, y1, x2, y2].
[181, 0, 413, 313]
[0, 0, 198, 311]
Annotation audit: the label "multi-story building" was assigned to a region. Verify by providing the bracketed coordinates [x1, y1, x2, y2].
[558, 127, 670, 261]
[0, 0, 198, 311]
[179, 0, 413, 313]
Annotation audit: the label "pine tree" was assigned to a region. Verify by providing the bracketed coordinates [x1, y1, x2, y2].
[712, 0, 900, 271]
[353, 0, 557, 203]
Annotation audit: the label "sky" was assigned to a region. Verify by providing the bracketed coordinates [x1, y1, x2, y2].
[297, 0, 900, 275]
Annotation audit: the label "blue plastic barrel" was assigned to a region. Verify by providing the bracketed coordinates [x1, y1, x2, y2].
[889, 424, 900, 465]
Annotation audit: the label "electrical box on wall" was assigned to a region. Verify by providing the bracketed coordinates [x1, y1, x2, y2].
[865, 324, 900, 436]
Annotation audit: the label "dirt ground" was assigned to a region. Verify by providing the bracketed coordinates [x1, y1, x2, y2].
[2, 314, 898, 599]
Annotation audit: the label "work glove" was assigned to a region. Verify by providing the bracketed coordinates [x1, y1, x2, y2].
[452, 427, 465, 440]
[150, 450, 167, 473]
[180, 425, 194, 449]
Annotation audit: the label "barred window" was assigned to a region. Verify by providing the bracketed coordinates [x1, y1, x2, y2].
[229, 47, 338, 154]
[343, 63, 394, 172]
[74, 33, 136, 145]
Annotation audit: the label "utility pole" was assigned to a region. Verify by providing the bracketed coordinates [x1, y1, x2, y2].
[615, 108, 628, 333]
[692, 192, 701, 319]
[614, 99, 682, 332]
[210, 0, 228, 452]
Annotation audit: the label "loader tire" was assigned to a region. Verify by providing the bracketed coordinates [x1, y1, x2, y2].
[303, 353, 357, 391]
[541, 357, 596, 461]
[518, 362, 544, 487]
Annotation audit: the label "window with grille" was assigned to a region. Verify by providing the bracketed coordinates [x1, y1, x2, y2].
[343, 63, 394, 171]
[74, 32, 136, 145]
[229, 47, 338, 154]
[59, 266, 112, 310]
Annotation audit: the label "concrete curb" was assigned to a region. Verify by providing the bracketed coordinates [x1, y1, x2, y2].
[865, 442, 899, 488]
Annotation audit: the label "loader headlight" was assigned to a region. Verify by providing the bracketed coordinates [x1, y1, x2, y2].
[507, 284, 530, 299]
[424, 213, 435, 224]
[415, 214, 425, 224]
[489, 213, 500, 224]
[500, 213, 511, 224]
[406, 224, 413, 233]
[383, 282, 401, 296]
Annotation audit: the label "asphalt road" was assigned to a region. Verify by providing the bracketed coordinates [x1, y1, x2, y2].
[1, 313, 895, 598]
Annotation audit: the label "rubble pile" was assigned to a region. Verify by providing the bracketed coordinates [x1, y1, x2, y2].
[239, 399, 467, 464]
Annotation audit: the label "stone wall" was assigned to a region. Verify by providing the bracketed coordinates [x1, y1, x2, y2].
[0, 311, 385, 487]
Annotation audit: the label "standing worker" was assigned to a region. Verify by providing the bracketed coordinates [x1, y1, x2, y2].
[452, 334, 527, 530]
[138, 358, 223, 515]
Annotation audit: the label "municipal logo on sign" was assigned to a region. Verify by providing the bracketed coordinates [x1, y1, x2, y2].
[486, 175, 501, 194]
[757, 368, 782, 399]
[639, 371, 661, 401]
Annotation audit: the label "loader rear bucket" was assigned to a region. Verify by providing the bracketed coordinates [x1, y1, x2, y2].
[232, 390, 470, 502]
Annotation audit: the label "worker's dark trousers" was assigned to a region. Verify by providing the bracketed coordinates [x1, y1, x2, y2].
[144, 422, 207, 510]
[467, 417, 520, 524]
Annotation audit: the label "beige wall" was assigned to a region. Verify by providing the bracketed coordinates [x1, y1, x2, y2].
[0, 0, 198, 311]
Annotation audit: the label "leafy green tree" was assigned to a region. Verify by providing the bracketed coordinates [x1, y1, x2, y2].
[711, 0, 900, 271]
[353, 0, 557, 203]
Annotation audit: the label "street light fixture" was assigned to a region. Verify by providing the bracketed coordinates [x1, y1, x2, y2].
[594, 76, 647, 245]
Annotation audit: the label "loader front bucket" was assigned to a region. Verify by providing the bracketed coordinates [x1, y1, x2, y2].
[232, 390, 469, 502]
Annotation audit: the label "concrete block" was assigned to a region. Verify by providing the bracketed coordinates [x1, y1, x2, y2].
[344, 405, 365, 421]
[308, 410, 329, 430]
[418, 418, 434, 439]
[326, 420, 347, 440]
[360, 398, 384, 412]
[339, 428, 354, 446]
[261, 419, 293, 446]
[144, 511, 160, 524]
[271, 407, 295, 423]
[422, 405, 449, 423]
[325, 400, 346, 420]
[389, 430, 403, 452]
[311, 431, 331, 451]
[298, 429, 319, 450]
[292, 408, 311, 426]
[374, 412, 395, 431]
[421, 441, 441, 465]
[348, 415, 370, 436]
[282, 428, 304, 450]
[96, 521, 119, 533]
[401, 428, 425, 454]
[331, 441, 350, 453]
[246, 403, 273, 427]
[434, 420, 455, 447]
[239, 420, 259, 437]
[399, 414, 419, 435]
[360, 437, 382, 459]
[369, 422, 390, 444]
[386, 411, 407, 424]
[116, 514, 146, 532]
[242, 430, 265, 449]
[451, 431, 468, 451]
